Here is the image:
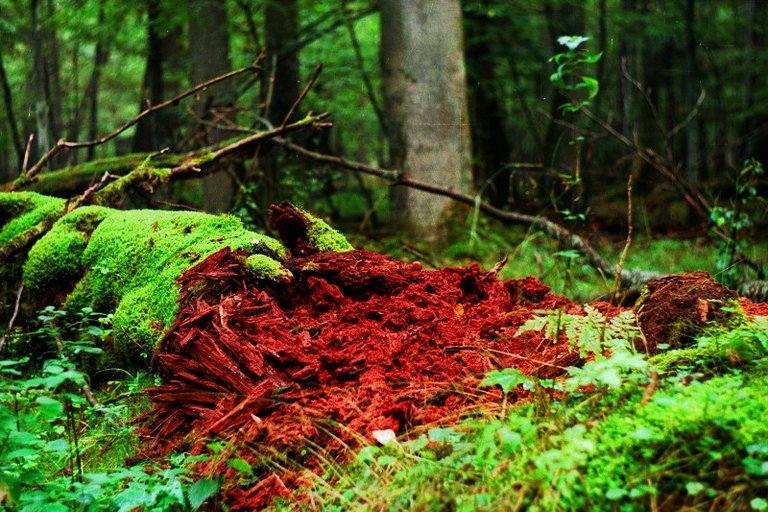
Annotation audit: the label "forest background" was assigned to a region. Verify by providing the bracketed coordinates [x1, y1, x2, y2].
[1, 0, 767, 292]
[4, 2, 768, 510]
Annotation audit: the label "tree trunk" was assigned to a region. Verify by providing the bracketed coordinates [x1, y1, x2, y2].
[86, 0, 110, 161]
[381, 0, 472, 241]
[256, 0, 301, 212]
[464, 7, 512, 208]
[189, 0, 235, 213]
[30, 0, 53, 165]
[0, 47, 23, 172]
[133, 0, 184, 153]
[684, 0, 701, 187]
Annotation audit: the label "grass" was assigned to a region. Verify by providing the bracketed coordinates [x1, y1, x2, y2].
[285, 317, 768, 512]
[349, 214, 767, 302]
[3, 205, 767, 511]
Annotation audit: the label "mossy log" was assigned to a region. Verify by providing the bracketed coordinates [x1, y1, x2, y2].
[0, 192, 351, 367]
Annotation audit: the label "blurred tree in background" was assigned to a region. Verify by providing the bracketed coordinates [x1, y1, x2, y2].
[0, 0, 767, 237]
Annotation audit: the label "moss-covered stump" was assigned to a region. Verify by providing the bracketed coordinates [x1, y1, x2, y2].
[635, 272, 741, 352]
[0, 192, 350, 367]
[0, 192, 67, 318]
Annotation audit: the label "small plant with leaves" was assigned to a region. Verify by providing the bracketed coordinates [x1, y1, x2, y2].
[0, 306, 220, 511]
[549, 35, 602, 114]
[517, 306, 648, 390]
[709, 158, 766, 288]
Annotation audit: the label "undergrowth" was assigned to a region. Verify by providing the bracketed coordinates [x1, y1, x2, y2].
[292, 312, 768, 512]
[0, 307, 219, 511]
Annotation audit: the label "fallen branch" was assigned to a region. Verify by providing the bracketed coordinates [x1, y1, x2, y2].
[0, 114, 330, 266]
[0, 284, 24, 354]
[274, 138, 662, 291]
[7, 54, 266, 191]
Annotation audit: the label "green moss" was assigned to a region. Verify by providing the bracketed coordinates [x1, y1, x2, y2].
[648, 345, 722, 374]
[0, 192, 65, 247]
[301, 208, 354, 253]
[23, 206, 112, 292]
[245, 254, 292, 281]
[192, 152, 216, 166]
[62, 209, 286, 364]
[27, 154, 152, 195]
[93, 166, 172, 206]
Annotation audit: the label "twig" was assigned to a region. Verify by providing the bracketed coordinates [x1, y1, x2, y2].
[280, 64, 323, 129]
[100, 390, 144, 406]
[51, 333, 101, 407]
[18, 55, 265, 186]
[233, 0, 263, 55]
[401, 244, 439, 268]
[640, 370, 658, 406]
[611, 174, 634, 300]
[668, 89, 707, 139]
[0, 284, 24, 354]
[22, 134, 34, 175]
[488, 255, 509, 278]
[171, 113, 330, 177]
[262, 54, 277, 120]
[341, 0, 387, 136]
[275, 138, 664, 291]
[65, 171, 117, 212]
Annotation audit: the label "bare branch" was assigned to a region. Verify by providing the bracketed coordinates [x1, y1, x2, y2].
[280, 64, 323, 129]
[0, 284, 24, 354]
[274, 138, 659, 289]
[173, 113, 331, 177]
[16, 55, 266, 188]
[668, 89, 707, 139]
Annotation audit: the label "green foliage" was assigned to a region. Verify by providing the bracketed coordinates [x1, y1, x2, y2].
[549, 35, 602, 113]
[0, 192, 65, 248]
[709, 159, 766, 288]
[303, 208, 355, 253]
[2, 195, 289, 366]
[518, 307, 647, 390]
[0, 307, 220, 511]
[310, 315, 768, 511]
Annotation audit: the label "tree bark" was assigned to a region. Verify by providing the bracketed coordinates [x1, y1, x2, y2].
[189, 0, 235, 213]
[381, 0, 472, 241]
[464, 6, 512, 208]
[30, 0, 52, 164]
[684, 0, 701, 187]
[86, 0, 110, 162]
[133, 0, 184, 153]
[256, 0, 301, 211]
[0, 47, 23, 172]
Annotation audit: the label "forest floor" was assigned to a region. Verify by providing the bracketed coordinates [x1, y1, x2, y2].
[3, 209, 768, 511]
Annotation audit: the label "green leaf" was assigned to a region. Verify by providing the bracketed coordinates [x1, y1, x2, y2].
[188, 478, 219, 509]
[428, 427, 463, 443]
[752, 498, 768, 511]
[685, 481, 705, 496]
[43, 438, 69, 452]
[114, 487, 152, 512]
[480, 368, 531, 394]
[5, 448, 40, 460]
[226, 458, 253, 477]
[376, 455, 398, 467]
[581, 76, 600, 100]
[583, 51, 603, 64]
[35, 396, 64, 418]
[605, 488, 627, 500]
[87, 326, 104, 337]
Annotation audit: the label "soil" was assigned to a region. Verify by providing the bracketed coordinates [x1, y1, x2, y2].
[635, 272, 739, 351]
[141, 205, 766, 509]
